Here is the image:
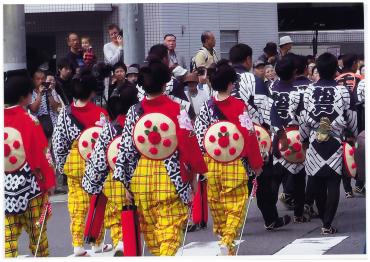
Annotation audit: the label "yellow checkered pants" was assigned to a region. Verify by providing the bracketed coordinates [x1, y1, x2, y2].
[5, 194, 49, 257]
[65, 142, 125, 248]
[205, 156, 248, 254]
[101, 171, 127, 247]
[131, 157, 188, 256]
[64, 142, 91, 247]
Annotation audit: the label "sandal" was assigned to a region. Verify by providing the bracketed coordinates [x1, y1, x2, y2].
[321, 226, 338, 235]
[92, 243, 113, 253]
[265, 215, 291, 230]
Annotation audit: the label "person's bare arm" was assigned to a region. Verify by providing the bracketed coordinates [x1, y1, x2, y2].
[48, 91, 61, 112]
[28, 89, 42, 113]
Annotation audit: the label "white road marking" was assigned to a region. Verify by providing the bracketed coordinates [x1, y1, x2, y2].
[49, 194, 68, 203]
[175, 240, 244, 256]
[67, 249, 115, 257]
[274, 236, 348, 255]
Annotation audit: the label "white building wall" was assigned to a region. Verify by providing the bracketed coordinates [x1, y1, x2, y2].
[144, 3, 278, 67]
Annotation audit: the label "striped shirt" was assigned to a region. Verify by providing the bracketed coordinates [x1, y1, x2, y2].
[299, 79, 357, 176]
[31, 89, 60, 126]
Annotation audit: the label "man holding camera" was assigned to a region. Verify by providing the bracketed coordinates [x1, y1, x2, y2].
[29, 71, 66, 195]
[29, 70, 62, 130]
[104, 24, 124, 66]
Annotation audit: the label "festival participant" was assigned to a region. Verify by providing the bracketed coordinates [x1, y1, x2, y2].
[299, 52, 357, 234]
[4, 72, 55, 257]
[268, 55, 309, 223]
[52, 69, 110, 256]
[335, 54, 363, 198]
[194, 59, 263, 255]
[229, 43, 291, 231]
[289, 55, 317, 218]
[82, 82, 138, 256]
[137, 44, 196, 120]
[113, 59, 207, 256]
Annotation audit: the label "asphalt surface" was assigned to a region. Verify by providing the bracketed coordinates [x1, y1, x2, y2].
[18, 179, 366, 257]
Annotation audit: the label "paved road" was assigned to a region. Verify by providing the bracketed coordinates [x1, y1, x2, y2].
[18, 180, 366, 257]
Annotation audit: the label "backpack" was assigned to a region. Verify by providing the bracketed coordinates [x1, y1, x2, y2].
[190, 47, 209, 72]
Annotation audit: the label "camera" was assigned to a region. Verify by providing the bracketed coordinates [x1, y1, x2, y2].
[197, 67, 206, 76]
[41, 82, 51, 91]
[118, 30, 123, 37]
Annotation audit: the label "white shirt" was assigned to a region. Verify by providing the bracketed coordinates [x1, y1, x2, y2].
[184, 83, 211, 116]
[103, 42, 124, 66]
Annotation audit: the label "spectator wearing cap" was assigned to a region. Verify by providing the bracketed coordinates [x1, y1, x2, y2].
[253, 60, 266, 80]
[163, 34, 187, 70]
[258, 42, 278, 66]
[279, 36, 293, 58]
[172, 65, 188, 83]
[183, 72, 210, 116]
[126, 66, 139, 85]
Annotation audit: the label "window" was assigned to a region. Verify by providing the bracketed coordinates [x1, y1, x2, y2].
[220, 30, 239, 59]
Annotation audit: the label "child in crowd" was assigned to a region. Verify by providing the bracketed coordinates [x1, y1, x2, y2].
[81, 36, 97, 69]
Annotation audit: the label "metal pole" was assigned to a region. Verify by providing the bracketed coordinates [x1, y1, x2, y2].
[34, 203, 49, 257]
[3, 4, 27, 71]
[118, 4, 146, 65]
[181, 207, 192, 256]
[236, 178, 257, 256]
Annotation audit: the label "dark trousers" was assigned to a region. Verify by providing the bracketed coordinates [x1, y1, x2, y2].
[305, 175, 316, 206]
[282, 172, 295, 197]
[273, 163, 306, 217]
[342, 168, 365, 193]
[248, 158, 279, 226]
[312, 169, 341, 228]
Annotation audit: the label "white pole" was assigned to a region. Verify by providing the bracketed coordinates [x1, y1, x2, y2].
[236, 178, 257, 256]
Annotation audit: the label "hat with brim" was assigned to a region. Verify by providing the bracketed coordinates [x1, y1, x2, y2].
[279, 36, 293, 46]
[279, 128, 305, 163]
[133, 113, 178, 160]
[204, 121, 245, 163]
[172, 65, 188, 77]
[254, 124, 272, 153]
[253, 60, 266, 68]
[127, 67, 139, 75]
[343, 142, 357, 178]
[106, 135, 122, 171]
[4, 127, 26, 173]
[78, 126, 103, 161]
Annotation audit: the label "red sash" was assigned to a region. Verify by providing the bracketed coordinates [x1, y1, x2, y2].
[192, 178, 208, 225]
[121, 201, 142, 256]
[84, 193, 108, 243]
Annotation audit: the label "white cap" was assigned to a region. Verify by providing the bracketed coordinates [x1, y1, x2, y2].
[172, 65, 188, 77]
[279, 36, 293, 46]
